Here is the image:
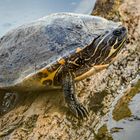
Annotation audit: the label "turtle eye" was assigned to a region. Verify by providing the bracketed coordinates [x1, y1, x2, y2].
[113, 29, 122, 36]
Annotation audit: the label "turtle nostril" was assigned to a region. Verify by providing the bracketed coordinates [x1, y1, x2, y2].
[113, 29, 122, 36]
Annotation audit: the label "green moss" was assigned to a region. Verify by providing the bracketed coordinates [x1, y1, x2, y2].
[89, 90, 109, 114]
[94, 124, 113, 140]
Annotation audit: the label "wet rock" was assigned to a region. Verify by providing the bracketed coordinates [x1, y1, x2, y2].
[110, 127, 123, 134]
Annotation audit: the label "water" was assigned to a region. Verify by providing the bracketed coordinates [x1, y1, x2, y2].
[0, 0, 95, 37]
[107, 93, 140, 140]
[96, 79, 140, 140]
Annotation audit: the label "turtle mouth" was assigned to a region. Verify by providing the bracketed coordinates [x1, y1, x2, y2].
[105, 26, 127, 62]
[98, 26, 127, 65]
[87, 26, 127, 66]
[103, 37, 127, 65]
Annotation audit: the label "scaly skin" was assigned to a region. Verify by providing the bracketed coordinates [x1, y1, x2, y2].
[62, 69, 88, 118]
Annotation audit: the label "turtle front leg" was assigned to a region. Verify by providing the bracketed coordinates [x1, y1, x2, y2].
[62, 71, 88, 118]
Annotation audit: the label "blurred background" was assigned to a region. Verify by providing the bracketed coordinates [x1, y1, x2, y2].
[0, 0, 95, 37]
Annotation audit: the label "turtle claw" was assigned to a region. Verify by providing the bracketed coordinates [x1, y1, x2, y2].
[69, 103, 89, 119]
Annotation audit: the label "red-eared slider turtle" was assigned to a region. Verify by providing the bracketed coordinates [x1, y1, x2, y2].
[0, 13, 127, 118]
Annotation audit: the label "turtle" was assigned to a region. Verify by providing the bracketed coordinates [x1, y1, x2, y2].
[0, 13, 127, 118]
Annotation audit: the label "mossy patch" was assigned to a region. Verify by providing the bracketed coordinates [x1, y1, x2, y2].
[94, 124, 113, 140]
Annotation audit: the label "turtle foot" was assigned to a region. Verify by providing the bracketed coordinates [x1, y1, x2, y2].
[69, 103, 89, 119]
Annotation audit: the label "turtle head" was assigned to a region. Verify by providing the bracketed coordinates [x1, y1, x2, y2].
[91, 26, 127, 65]
[69, 26, 127, 81]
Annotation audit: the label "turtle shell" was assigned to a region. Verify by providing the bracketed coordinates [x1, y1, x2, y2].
[0, 13, 120, 90]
